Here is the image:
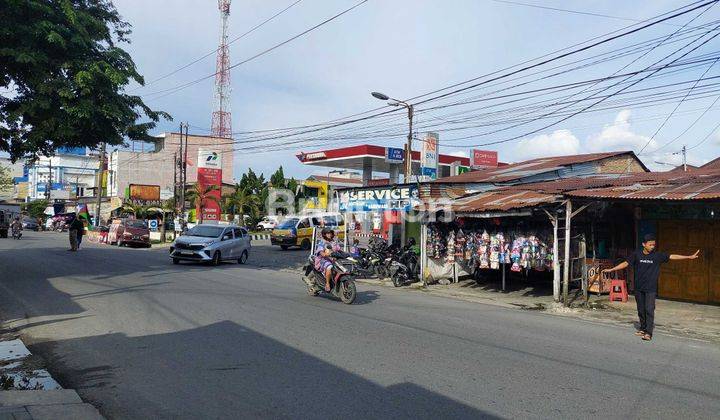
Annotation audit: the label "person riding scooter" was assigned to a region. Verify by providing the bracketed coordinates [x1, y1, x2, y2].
[10, 217, 22, 239]
[314, 227, 341, 292]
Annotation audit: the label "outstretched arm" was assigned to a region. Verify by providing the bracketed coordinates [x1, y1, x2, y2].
[602, 261, 629, 273]
[669, 250, 700, 260]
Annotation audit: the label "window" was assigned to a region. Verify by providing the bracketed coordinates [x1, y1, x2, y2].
[298, 218, 310, 229]
[311, 217, 321, 226]
[322, 215, 338, 227]
[222, 229, 234, 241]
[233, 228, 245, 238]
[186, 225, 225, 238]
[277, 218, 299, 229]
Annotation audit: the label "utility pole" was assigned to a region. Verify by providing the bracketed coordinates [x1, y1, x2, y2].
[46, 157, 52, 200]
[682, 145, 687, 172]
[406, 104, 414, 181]
[95, 143, 106, 227]
[178, 122, 184, 216]
[181, 123, 189, 215]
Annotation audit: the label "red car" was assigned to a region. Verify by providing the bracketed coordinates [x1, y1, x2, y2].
[108, 219, 151, 248]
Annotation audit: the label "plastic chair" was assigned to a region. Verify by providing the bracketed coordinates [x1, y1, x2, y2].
[609, 279, 628, 303]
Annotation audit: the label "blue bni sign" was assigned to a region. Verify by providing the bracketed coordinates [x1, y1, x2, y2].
[385, 147, 404, 163]
[148, 219, 158, 230]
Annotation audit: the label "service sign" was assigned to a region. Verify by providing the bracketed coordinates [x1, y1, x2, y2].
[385, 147, 404, 163]
[421, 132, 439, 180]
[339, 185, 419, 212]
[471, 149, 498, 168]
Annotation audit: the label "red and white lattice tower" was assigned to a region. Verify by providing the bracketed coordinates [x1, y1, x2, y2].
[211, 0, 232, 139]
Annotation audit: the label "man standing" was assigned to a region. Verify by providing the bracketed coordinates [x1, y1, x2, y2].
[603, 234, 699, 341]
[68, 215, 84, 251]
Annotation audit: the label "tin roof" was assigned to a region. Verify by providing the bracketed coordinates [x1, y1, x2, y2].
[442, 189, 559, 213]
[434, 151, 645, 184]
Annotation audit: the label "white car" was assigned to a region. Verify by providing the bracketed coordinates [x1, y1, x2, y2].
[255, 216, 279, 231]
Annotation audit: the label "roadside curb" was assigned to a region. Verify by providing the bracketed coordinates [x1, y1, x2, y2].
[0, 338, 105, 419]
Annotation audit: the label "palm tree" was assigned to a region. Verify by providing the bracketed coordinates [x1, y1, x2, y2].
[185, 184, 220, 223]
[223, 185, 260, 226]
[121, 202, 148, 219]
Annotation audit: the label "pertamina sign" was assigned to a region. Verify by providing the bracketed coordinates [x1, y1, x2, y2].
[197, 149, 223, 221]
[471, 149, 498, 168]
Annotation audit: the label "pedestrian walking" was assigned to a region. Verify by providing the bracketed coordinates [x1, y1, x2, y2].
[68, 216, 84, 251]
[603, 234, 699, 341]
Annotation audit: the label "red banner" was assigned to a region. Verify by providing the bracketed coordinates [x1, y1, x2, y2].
[197, 150, 223, 221]
[471, 149, 498, 168]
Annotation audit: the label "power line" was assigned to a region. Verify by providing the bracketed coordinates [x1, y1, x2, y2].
[142, 0, 369, 101]
[130, 0, 304, 92]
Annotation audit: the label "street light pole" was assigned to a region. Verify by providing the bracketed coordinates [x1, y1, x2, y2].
[371, 92, 414, 181]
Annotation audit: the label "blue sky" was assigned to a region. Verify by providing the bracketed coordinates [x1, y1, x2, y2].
[118, 0, 720, 179]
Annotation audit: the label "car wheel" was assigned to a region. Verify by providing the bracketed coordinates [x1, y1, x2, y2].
[211, 251, 221, 266]
[172, 258, 180, 265]
[238, 250, 248, 264]
[280, 245, 289, 250]
[117, 240, 124, 247]
[301, 239, 311, 250]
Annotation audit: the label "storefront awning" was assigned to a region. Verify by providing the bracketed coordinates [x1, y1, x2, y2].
[444, 189, 560, 214]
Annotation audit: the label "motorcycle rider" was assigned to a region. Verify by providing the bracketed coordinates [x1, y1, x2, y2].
[315, 227, 341, 292]
[10, 216, 22, 238]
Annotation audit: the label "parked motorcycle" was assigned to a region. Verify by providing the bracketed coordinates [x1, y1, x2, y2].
[302, 251, 357, 304]
[390, 246, 420, 287]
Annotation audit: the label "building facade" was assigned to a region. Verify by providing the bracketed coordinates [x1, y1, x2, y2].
[109, 132, 234, 202]
[26, 151, 99, 201]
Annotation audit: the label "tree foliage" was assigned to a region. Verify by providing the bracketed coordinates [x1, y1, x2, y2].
[0, 165, 12, 193]
[0, 0, 170, 160]
[185, 184, 219, 223]
[22, 199, 49, 220]
[222, 185, 261, 226]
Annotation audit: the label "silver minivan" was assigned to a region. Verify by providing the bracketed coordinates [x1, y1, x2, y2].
[170, 224, 251, 265]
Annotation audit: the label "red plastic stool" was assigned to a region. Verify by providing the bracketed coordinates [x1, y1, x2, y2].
[609, 279, 628, 303]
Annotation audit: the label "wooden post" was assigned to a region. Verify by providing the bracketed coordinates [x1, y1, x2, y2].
[420, 223, 428, 287]
[552, 216, 560, 302]
[502, 262, 506, 292]
[563, 200, 573, 306]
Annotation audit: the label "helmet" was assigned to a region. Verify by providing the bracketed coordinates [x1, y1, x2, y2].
[321, 227, 334, 237]
[407, 237, 416, 246]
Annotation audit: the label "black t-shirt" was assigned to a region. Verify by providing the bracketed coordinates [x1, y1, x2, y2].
[624, 250, 669, 292]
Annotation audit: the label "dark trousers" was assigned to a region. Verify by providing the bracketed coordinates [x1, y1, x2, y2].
[635, 290, 657, 335]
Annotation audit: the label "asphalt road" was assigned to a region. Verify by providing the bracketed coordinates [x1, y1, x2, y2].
[0, 231, 719, 419]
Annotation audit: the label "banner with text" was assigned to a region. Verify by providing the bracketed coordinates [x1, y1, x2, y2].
[421, 132, 439, 180]
[471, 149, 498, 168]
[197, 149, 223, 221]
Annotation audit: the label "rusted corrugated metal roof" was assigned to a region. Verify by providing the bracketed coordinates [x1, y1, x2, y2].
[434, 151, 642, 184]
[449, 190, 560, 212]
[567, 182, 720, 200]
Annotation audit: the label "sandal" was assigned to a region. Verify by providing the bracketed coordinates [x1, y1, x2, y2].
[634, 330, 646, 336]
[641, 333, 652, 341]
[325, 285, 331, 292]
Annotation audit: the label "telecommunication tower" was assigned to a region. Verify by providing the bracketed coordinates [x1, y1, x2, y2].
[211, 0, 232, 139]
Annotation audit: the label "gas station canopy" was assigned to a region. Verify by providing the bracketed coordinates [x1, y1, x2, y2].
[296, 144, 470, 175]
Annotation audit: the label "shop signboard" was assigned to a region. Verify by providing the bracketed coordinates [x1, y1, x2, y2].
[421, 132, 439, 180]
[385, 147, 404, 163]
[458, 166, 470, 174]
[339, 185, 419, 212]
[148, 219, 159, 231]
[197, 149, 223, 221]
[128, 184, 160, 202]
[471, 149, 498, 168]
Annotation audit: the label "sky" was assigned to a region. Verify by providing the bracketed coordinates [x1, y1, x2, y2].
[116, 0, 720, 180]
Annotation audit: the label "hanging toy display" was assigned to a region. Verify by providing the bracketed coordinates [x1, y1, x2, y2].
[425, 223, 554, 273]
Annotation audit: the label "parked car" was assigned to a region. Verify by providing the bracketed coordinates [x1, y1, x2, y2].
[255, 216, 279, 231]
[22, 217, 40, 231]
[108, 218, 151, 247]
[170, 224, 251, 265]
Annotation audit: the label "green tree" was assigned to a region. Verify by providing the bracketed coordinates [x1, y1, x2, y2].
[22, 199, 49, 220]
[0, 0, 170, 160]
[270, 166, 286, 188]
[185, 184, 220, 223]
[222, 186, 261, 227]
[121, 202, 148, 218]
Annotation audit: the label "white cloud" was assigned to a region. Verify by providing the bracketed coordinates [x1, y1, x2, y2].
[514, 129, 580, 161]
[586, 109, 657, 153]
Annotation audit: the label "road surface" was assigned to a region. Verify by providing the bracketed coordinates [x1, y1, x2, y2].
[0, 231, 718, 419]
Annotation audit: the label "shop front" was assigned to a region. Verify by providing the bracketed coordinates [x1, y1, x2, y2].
[337, 184, 421, 248]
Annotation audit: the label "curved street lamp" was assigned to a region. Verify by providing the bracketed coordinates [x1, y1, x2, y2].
[371, 91, 414, 181]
